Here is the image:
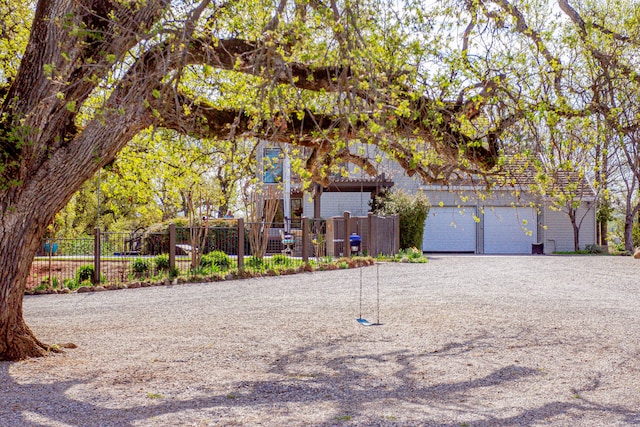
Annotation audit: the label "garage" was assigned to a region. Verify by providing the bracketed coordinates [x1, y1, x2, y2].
[423, 206, 477, 253]
[483, 206, 537, 254]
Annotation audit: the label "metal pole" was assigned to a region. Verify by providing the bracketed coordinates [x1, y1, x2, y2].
[94, 227, 101, 285]
[96, 169, 101, 228]
[359, 267, 363, 320]
[376, 263, 380, 325]
[169, 223, 176, 271]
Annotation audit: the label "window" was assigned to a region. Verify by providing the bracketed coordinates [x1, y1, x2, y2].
[263, 148, 283, 183]
[291, 198, 303, 228]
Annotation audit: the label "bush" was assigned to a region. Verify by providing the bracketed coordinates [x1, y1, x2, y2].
[131, 258, 150, 274]
[406, 247, 423, 259]
[168, 267, 180, 279]
[154, 254, 170, 271]
[75, 264, 106, 285]
[76, 264, 95, 283]
[270, 254, 292, 266]
[371, 189, 430, 249]
[246, 256, 264, 269]
[395, 247, 428, 263]
[40, 276, 59, 289]
[64, 278, 79, 290]
[201, 250, 232, 270]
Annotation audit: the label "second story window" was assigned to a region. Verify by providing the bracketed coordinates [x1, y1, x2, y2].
[263, 148, 283, 183]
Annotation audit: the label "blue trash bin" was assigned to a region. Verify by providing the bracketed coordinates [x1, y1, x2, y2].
[44, 242, 58, 255]
[349, 233, 361, 253]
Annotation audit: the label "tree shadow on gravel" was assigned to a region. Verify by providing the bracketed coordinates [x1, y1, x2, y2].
[253, 336, 640, 426]
[2, 335, 639, 426]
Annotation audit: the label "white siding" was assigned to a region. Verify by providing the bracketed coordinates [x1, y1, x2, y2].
[542, 204, 596, 253]
[302, 192, 370, 218]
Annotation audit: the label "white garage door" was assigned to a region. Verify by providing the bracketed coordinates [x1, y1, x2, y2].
[423, 207, 476, 253]
[484, 207, 537, 254]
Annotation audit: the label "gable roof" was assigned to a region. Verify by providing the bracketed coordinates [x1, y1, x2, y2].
[420, 157, 596, 201]
[497, 158, 596, 200]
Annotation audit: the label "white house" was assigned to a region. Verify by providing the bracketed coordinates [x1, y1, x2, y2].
[259, 143, 597, 254]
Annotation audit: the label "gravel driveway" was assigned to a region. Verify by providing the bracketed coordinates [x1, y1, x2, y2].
[2, 255, 640, 426]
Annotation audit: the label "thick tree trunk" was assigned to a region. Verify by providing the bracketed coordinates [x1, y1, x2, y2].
[0, 114, 150, 360]
[0, 199, 61, 360]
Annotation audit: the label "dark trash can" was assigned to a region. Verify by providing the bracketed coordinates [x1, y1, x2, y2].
[349, 233, 362, 253]
[532, 242, 544, 255]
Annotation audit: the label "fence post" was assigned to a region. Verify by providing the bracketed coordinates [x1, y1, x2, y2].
[394, 214, 400, 254]
[169, 223, 176, 270]
[237, 218, 244, 271]
[302, 217, 309, 263]
[344, 211, 351, 258]
[93, 227, 101, 285]
[326, 218, 334, 257]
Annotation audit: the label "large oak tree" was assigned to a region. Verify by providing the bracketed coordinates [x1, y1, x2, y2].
[0, 0, 537, 361]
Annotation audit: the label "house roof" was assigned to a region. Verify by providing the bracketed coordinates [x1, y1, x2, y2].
[421, 158, 596, 200]
[496, 159, 596, 200]
[324, 173, 394, 192]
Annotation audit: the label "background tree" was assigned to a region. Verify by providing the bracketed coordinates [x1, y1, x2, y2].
[455, 0, 640, 251]
[100, 129, 257, 226]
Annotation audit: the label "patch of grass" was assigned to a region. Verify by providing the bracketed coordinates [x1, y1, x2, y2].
[290, 373, 317, 379]
[379, 248, 429, 263]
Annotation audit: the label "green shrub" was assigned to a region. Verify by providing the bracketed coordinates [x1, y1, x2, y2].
[201, 250, 232, 270]
[392, 247, 428, 263]
[168, 267, 180, 279]
[76, 264, 95, 283]
[371, 189, 430, 250]
[131, 258, 150, 274]
[64, 278, 79, 290]
[40, 276, 59, 289]
[246, 256, 264, 269]
[407, 247, 423, 259]
[270, 254, 291, 266]
[154, 254, 170, 271]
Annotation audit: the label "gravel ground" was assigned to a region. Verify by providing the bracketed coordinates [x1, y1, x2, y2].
[2, 255, 640, 427]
